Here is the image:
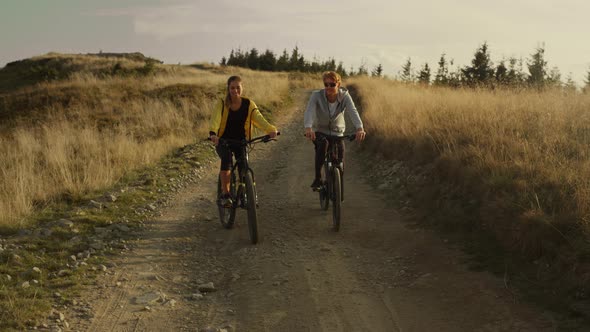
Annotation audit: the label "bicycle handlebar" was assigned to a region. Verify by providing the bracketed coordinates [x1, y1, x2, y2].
[209, 132, 281, 146]
[312, 133, 357, 142]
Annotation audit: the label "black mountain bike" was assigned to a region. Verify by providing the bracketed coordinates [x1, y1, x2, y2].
[214, 133, 278, 244]
[315, 133, 356, 231]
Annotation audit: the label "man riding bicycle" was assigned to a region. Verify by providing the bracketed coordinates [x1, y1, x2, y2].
[304, 71, 366, 190]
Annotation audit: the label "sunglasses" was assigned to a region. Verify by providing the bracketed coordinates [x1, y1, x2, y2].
[324, 82, 337, 88]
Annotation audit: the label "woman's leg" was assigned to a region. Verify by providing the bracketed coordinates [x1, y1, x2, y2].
[216, 144, 233, 194]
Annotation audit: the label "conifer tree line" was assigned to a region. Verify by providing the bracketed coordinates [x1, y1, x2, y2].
[220, 43, 590, 91]
[220, 46, 376, 78]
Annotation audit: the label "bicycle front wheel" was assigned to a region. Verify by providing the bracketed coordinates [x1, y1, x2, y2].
[244, 171, 259, 244]
[332, 168, 342, 232]
[217, 173, 237, 229]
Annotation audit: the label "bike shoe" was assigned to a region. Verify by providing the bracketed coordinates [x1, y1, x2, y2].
[310, 178, 322, 191]
[220, 193, 233, 208]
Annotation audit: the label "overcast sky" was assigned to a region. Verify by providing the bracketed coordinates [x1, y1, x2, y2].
[2, 0, 589, 85]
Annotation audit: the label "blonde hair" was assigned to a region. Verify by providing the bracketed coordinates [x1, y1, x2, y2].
[322, 71, 341, 83]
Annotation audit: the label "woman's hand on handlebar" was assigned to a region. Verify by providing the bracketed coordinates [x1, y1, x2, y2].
[209, 134, 219, 145]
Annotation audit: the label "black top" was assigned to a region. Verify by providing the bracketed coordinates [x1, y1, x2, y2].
[221, 99, 249, 140]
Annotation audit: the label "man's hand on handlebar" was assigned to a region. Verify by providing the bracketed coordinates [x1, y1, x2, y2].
[305, 127, 316, 141]
[355, 128, 366, 142]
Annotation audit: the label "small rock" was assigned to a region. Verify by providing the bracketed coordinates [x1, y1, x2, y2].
[191, 293, 204, 300]
[89, 242, 104, 250]
[105, 194, 117, 202]
[53, 219, 74, 228]
[147, 204, 157, 211]
[134, 292, 162, 305]
[32, 267, 42, 275]
[21, 281, 30, 288]
[89, 200, 103, 209]
[57, 270, 71, 277]
[198, 282, 217, 293]
[98, 265, 108, 272]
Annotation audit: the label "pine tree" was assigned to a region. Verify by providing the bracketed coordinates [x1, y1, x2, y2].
[447, 58, 462, 88]
[289, 46, 300, 71]
[372, 64, 383, 77]
[276, 49, 289, 72]
[584, 66, 590, 93]
[337, 61, 347, 77]
[434, 53, 449, 86]
[289, 46, 305, 71]
[220, 57, 227, 66]
[259, 49, 276, 71]
[495, 60, 507, 86]
[400, 57, 412, 82]
[357, 58, 369, 76]
[527, 45, 548, 89]
[247, 48, 260, 70]
[462, 42, 495, 87]
[417, 63, 431, 85]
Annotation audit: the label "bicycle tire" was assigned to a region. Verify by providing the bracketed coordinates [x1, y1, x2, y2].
[332, 167, 342, 232]
[217, 173, 237, 229]
[319, 163, 329, 210]
[244, 171, 259, 244]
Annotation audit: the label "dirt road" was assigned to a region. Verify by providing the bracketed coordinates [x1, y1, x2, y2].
[68, 98, 556, 332]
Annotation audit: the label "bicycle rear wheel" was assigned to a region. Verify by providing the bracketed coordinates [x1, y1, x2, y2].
[332, 168, 342, 232]
[319, 163, 329, 210]
[244, 171, 259, 244]
[217, 173, 236, 229]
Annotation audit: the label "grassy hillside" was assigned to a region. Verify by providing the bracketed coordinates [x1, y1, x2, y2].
[350, 76, 590, 322]
[0, 53, 293, 230]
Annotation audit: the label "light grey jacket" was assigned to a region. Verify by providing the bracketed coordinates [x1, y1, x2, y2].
[303, 87, 363, 136]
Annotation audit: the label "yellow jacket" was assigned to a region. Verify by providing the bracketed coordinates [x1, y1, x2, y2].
[209, 97, 277, 140]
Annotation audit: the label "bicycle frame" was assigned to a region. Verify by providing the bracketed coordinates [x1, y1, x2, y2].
[317, 134, 355, 201]
[213, 133, 278, 243]
[314, 133, 355, 231]
[218, 136, 270, 208]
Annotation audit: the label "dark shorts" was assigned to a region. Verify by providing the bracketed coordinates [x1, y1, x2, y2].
[216, 143, 244, 171]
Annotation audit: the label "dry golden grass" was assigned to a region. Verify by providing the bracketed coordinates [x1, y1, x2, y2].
[0, 58, 292, 229]
[351, 76, 590, 259]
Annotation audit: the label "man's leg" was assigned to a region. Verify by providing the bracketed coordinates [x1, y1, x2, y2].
[312, 138, 328, 188]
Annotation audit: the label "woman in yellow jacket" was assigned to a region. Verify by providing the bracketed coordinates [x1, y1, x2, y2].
[209, 75, 278, 207]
